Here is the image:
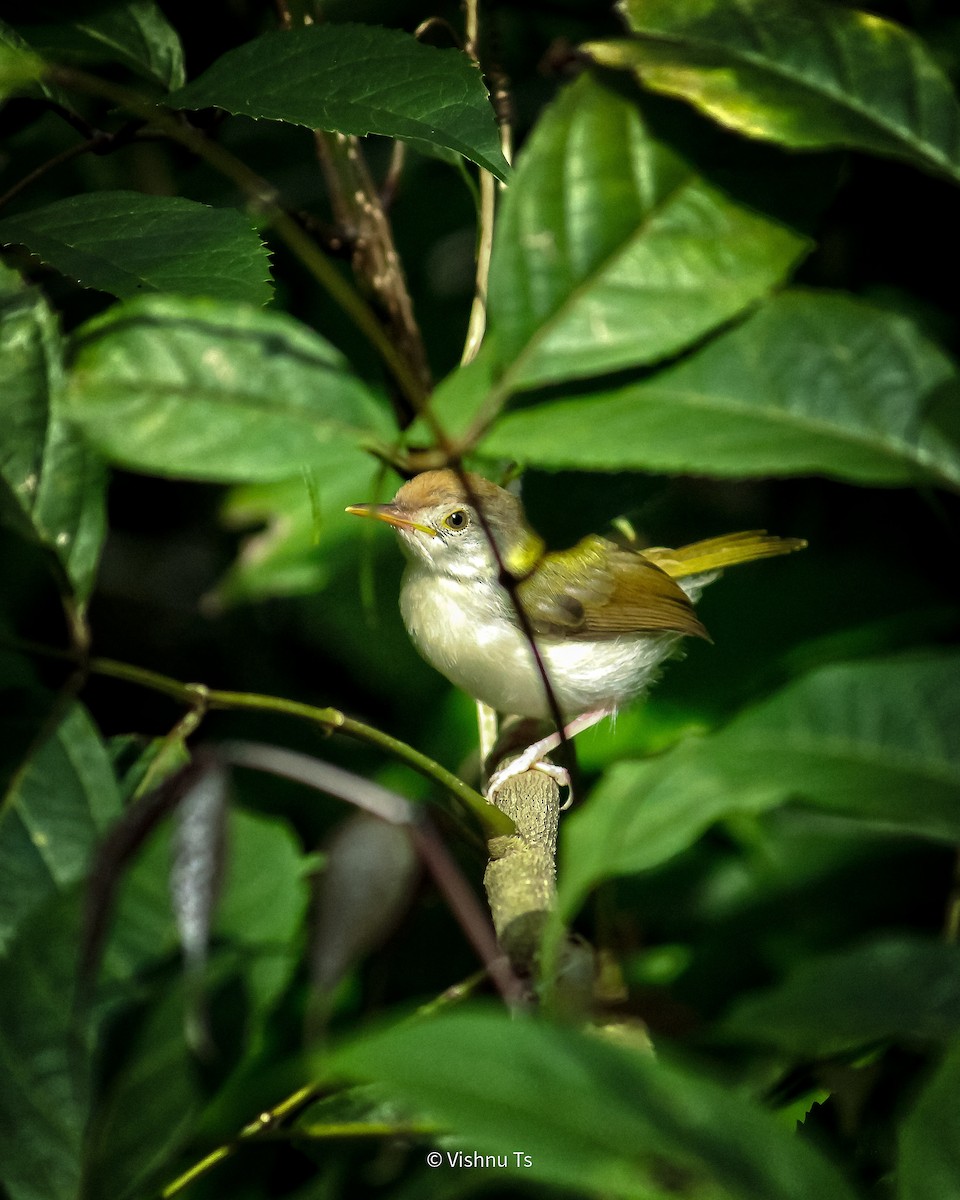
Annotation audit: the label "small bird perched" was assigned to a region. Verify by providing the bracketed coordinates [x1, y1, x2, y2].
[347, 470, 805, 794]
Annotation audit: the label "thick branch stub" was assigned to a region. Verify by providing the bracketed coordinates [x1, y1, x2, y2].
[483, 768, 559, 974]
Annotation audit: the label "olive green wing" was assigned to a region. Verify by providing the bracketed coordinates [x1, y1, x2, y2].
[517, 536, 708, 640]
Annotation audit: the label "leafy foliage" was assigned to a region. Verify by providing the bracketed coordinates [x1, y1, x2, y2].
[1, 2, 958, 1200]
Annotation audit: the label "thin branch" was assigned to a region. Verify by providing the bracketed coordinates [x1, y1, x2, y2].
[411, 820, 527, 1007]
[0, 137, 99, 213]
[215, 741, 524, 1003]
[161, 1084, 316, 1198]
[314, 130, 433, 420]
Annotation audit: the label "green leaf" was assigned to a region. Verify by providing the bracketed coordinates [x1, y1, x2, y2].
[0, 193, 272, 305]
[899, 1035, 960, 1200]
[601, 0, 960, 184]
[0, 702, 121, 952]
[0, 21, 46, 101]
[0, 264, 107, 602]
[167, 23, 508, 181]
[107, 805, 309, 1015]
[333, 1008, 858, 1200]
[82, 973, 204, 1200]
[485, 72, 808, 393]
[559, 652, 960, 917]
[15, 0, 185, 90]
[0, 889, 93, 1200]
[481, 290, 960, 490]
[719, 938, 960, 1057]
[213, 451, 381, 605]
[214, 809, 310, 1017]
[64, 294, 391, 482]
[87, 809, 309, 1198]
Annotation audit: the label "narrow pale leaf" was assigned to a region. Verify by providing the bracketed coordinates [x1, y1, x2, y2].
[15, 0, 185, 90]
[0, 702, 121, 951]
[482, 290, 960, 490]
[64, 294, 391, 482]
[487, 72, 808, 392]
[0, 251, 106, 603]
[311, 814, 417, 996]
[170, 762, 228, 1009]
[560, 652, 960, 916]
[334, 1008, 858, 1200]
[899, 1035, 960, 1200]
[167, 23, 508, 181]
[606, 0, 960, 183]
[0, 193, 272, 304]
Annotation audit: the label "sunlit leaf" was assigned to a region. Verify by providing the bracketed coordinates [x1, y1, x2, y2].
[0, 263, 107, 602]
[482, 290, 960, 490]
[334, 1008, 858, 1200]
[0, 193, 272, 304]
[486, 72, 808, 392]
[212, 450, 381, 606]
[0, 21, 47, 101]
[0, 703, 120, 952]
[64, 294, 391, 482]
[167, 23, 508, 180]
[559, 652, 960, 917]
[599, 0, 960, 184]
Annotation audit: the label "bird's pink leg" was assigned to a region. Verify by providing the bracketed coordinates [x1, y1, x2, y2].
[485, 709, 611, 807]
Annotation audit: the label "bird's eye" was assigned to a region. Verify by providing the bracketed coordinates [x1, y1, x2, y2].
[443, 509, 469, 531]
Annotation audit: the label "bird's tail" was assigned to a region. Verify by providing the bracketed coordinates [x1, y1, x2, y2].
[644, 531, 807, 579]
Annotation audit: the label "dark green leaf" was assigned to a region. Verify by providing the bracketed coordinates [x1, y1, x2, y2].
[0, 193, 272, 304]
[601, 0, 960, 184]
[334, 1008, 858, 1200]
[482, 290, 960, 490]
[64, 294, 391, 482]
[0, 260, 107, 602]
[719, 938, 960, 1056]
[167, 23, 508, 181]
[559, 652, 960, 916]
[486, 73, 808, 392]
[0, 702, 121, 952]
[16, 0, 185, 90]
[81, 973, 204, 1200]
[0, 890, 93, 1200]
[899, 1035, 960, 1200]
[87, 809, 309, 1197]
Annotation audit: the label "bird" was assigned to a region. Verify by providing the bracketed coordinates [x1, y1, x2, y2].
[347, 470, 805, 797]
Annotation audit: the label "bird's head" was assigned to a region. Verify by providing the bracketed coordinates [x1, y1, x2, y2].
[346, 470, 542, 581]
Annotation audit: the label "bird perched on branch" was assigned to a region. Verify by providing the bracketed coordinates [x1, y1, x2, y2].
[347, 470, 805, 797]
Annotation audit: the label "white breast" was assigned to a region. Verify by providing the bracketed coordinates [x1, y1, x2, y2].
[399, 566, 684, 720]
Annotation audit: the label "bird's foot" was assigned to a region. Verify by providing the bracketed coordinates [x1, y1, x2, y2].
[485, 750, 572, 807]
[483, 708, 612, 810]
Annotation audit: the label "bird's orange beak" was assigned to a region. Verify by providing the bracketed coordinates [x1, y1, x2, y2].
[345, 503, 437, 538]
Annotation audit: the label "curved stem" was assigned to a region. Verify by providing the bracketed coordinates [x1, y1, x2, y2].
[83, 654, 511, 836]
